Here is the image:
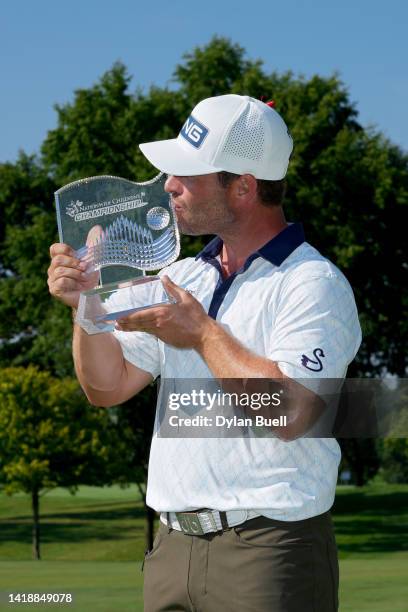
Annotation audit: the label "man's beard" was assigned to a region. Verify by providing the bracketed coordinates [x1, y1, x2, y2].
[174, 198, 236, 237]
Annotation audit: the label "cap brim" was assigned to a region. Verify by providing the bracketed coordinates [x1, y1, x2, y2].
[139, 139, 222, 176]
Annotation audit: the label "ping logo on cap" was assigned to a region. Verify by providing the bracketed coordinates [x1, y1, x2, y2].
[180, 115, 209, 149]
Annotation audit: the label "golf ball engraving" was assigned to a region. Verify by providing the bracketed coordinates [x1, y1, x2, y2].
[146, 207, 170, 230]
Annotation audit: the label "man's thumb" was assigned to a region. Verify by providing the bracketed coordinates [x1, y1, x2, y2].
[161, 275, 185, 302]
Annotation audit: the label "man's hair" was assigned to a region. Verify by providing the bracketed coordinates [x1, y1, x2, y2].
[217, 171, 286, 207]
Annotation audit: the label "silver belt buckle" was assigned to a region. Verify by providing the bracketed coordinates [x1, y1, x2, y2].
[175, 512, 205, 535]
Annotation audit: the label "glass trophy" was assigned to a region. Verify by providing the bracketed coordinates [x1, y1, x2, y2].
[55, 173, 180, 334]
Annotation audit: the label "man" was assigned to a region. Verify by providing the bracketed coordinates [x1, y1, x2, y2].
[48, 94, 361, 611]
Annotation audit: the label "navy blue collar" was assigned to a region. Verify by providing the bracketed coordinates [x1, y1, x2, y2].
[196, 222, 305, 267]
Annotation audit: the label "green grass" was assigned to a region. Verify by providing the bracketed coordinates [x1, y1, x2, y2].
[0, 485, 147, 562]
[0, 557, 405, 612]
[339, 553, 408, 611]
[0, 561, 143, 611]
[333, 483, 408, 558]
[0, 483, 407, 611]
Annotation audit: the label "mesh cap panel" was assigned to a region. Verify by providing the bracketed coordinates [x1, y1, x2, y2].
[221, 103, 265, 160]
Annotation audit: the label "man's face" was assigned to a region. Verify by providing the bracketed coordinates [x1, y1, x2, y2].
[164, 173, 236, 236]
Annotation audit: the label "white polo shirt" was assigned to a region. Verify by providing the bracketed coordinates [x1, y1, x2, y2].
[113, 223, 362, 520]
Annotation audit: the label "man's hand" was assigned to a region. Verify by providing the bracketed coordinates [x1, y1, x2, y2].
[48, 243, 99, 309]
[115, 276, 215, 349]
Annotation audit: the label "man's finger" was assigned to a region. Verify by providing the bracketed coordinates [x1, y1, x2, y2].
[117, 315, 158, 328]
[50, 276, 80, 294]
[115, 320, 154, 332]
[51, 266, 89, 282]
[49, 254, 87, 272]
[161, 275, 187, 302]
[50, 243, 75, 258]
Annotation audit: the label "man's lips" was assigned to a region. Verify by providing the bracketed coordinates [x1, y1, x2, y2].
[170, 198, 183, 212]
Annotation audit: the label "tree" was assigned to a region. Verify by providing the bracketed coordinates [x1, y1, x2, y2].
[0, 153, 55, 246]
[338, 439, 380, 486]
[377, 384, 408, 483]
[0, 366, 129, 559]
[379, 439, 408, 483]
[174, 36, 255, 103]
[0, 204, 75, 376]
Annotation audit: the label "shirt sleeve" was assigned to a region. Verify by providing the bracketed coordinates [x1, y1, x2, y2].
[268, 272, 362, 381]
[113, 327, 161, 379]
[105, 280, 162, 379]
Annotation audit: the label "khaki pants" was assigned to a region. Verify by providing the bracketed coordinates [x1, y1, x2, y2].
[143, 512, 339, 612]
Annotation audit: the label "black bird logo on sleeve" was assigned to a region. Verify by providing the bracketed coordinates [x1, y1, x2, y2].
[301, 348, 325, 372]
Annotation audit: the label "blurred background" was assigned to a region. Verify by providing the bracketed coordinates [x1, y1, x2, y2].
[0, 1, 407, 610]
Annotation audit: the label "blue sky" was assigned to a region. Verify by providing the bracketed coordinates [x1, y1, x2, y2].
[1, 0, 407, 162]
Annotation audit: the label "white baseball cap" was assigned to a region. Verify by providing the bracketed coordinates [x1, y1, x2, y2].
[139, 94, 293, 180]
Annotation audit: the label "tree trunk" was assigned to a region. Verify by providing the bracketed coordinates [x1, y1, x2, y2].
[136, 482, 156, 552]
[339, 439, 372, 487]
[32, 488, 41, 560]
[145, 504, 156, 551]
[354, 457, 365, 487]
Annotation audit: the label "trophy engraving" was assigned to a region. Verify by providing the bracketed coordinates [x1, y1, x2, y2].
[54, 173, 180, 334]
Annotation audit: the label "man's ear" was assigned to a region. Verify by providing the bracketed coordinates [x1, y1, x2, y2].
[237, 177, 249, 195]
[237, 174, 257, 198]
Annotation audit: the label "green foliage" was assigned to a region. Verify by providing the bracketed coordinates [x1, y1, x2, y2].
[0, 366, 128, 494]
[174, 36, 254, 103]
[41, 63, 186, 185]
[374, 383, 408, 483]
[0, 204, 73, 376]
[0, 153, 55, 246]
[379, 439, 408, 483]
[41, 63, 134, 183]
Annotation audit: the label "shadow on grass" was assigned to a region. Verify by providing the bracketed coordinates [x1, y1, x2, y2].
[0, 521, 141, 544]
[0, 502, 153, 545]
[332, 489, 408, 554]
[2, 488, 407, 555]
[333, 489, 408, 514]
[1, 504, 147, 523]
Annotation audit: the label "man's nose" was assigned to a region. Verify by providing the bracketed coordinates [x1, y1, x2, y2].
[164, 175, 181, 194]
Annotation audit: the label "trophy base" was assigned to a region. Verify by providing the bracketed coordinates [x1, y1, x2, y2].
[75, 275, 175, 334]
